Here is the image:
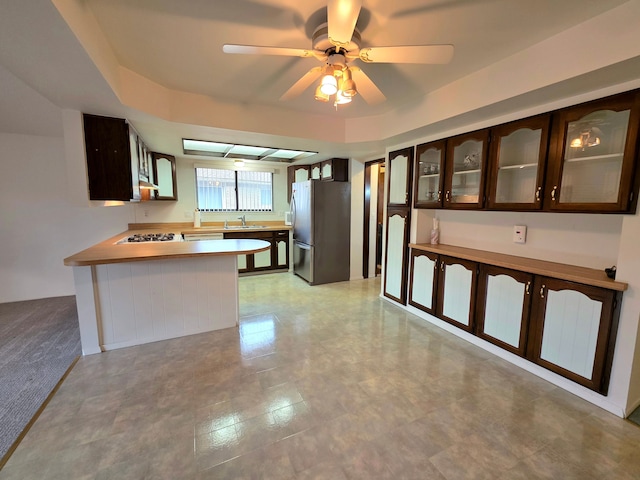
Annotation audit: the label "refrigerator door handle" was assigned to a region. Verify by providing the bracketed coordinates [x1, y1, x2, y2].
[291, 191, 297, 229]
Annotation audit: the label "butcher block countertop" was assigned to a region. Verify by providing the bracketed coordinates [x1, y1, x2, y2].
[64, 232, 275, 268]
[410, 243, 627, 292]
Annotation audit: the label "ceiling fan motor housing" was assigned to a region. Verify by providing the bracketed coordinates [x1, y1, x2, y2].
[312, 22, 361, 57]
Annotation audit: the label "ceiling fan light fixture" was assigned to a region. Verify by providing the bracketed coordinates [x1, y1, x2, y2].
[570, 127, 603, 150]
[335, 90, 352, 105]
[339, 68, 357, 97]
[320, 73, 338, 95]
[314, 85, 330, 102]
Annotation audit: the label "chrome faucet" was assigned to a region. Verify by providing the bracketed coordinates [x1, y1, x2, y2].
[238, 215, 246, 226]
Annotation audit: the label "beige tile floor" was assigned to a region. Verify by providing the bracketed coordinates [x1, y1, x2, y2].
[2, 273, 640, 479]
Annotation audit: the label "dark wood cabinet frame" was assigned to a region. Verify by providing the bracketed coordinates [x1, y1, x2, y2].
[435, 255, 478, 332]
[408, 244, 624, 395]
[526, 277, 621, 393]
[486, 114, 551, 211]
[412, 89, 640, 214]
[475, 265, 533, 357]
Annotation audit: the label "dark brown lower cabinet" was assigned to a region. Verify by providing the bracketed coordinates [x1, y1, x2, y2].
[408, 247, 622, 394]
[527, 277, 621, 394]
[409, 251, 478, 332]
[383, 208, 410, 304]
[436, 256, 478, 332]
[223, 230, 289, 274]
[475, 265, 533, 357]
[408, 250, 439, 315]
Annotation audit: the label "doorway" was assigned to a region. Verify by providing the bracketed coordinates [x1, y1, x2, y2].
[363, 158, 385, 279]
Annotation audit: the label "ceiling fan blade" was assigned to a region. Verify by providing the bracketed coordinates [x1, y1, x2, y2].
[359, 45, 454, 64]
[349, 67, 386, 105]
[223, 44, 318, 58]
[327, 0, 362, 47]
[280, 67, 323, 101]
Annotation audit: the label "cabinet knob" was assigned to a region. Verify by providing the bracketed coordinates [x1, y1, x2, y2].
[525, 281, 531, 295]
[445, 191, 450, 202]
[440, 262, 445, 272]
[535, 187, 541, 202]
[551, 186, 557, 201]
[438, 191, 442, 202]
[540, 285, 546, 298]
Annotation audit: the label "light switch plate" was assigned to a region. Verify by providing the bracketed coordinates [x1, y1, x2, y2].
[513, 225, 527, 244]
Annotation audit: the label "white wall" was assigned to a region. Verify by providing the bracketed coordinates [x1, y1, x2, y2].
[350, 159, 364, 280]
[129, 156, 290, 226]
[0, 129, 131, 302]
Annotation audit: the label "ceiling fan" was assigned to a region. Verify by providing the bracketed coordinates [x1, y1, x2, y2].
[222, 0, 454, 107]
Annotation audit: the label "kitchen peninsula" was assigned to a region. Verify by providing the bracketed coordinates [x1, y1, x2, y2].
[64, 229, 271, 355]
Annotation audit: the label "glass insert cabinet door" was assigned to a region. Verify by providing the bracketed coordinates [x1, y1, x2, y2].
[444, 130, 488, 209]
[547, 91, 640, 212]
[487, 115, 550, 210]
[414, 140, 445, 208]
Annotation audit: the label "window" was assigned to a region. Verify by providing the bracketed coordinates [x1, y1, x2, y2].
[196, 167, 273, 212]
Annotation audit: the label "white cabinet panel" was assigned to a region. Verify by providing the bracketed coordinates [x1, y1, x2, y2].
[385, 214, 406, 300]
[540, 289, 602, 378]
[442, 263, 472, 326]
[237, 254, 247, 270]
[484, 274, 525, 348]
[294, 169, 309, 182]
[389, 154, 409, 204]
[277, 240, 287, 267]
[322, 162, 332, 179]
[411, 254, 435, 310]
[254, 248, 272, 268]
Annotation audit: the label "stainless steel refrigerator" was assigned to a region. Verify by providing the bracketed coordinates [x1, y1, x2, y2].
[291, 180, 350, 285]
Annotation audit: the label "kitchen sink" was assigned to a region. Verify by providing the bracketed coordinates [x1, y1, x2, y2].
[224, 225, 267, 229]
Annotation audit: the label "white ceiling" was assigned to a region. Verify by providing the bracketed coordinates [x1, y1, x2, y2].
[85, 0, 627, 118]
[0, 0, 637, 161]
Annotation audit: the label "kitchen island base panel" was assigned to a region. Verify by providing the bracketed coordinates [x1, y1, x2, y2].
[73, 255, 239, 353]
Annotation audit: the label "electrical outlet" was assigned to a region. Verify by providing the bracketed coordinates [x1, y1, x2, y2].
[143, 209, 149, 218]
[513, 225, 527, 244]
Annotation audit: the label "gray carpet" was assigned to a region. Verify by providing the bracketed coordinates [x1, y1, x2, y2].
[0, 296, 81, 463]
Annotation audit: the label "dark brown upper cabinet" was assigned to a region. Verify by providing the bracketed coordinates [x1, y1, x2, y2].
[310, 162, 322, 180]
[387, 146, 414, 208]
[320, 158, 348, 182]
[83, 114, 141, 202]
[486, 114, 551, 211]
[151, 153, 178, 201]
[443, 129, 489, 209]
[414, 140, 446, 209]
[545, 90, 640, 213]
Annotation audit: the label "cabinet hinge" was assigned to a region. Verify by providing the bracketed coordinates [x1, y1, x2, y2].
[630, 192, 634, 203]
